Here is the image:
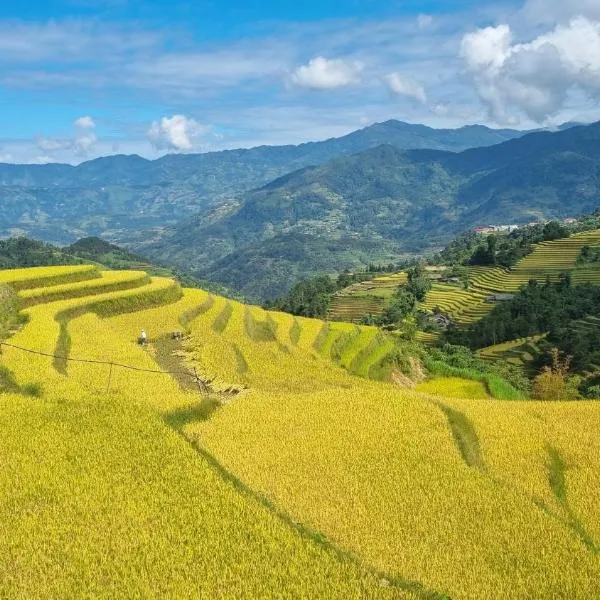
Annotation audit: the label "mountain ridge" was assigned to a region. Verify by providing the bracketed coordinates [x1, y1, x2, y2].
[140, 122, 600, 300]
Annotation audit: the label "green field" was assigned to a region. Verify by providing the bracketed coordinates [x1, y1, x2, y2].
[328, 272, 407, 322]
[1, 265, 599, 599]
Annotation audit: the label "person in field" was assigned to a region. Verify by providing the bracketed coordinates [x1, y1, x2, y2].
[139, 329, 147, 346]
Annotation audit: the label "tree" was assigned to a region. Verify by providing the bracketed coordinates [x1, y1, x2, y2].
[380, 290, 416, 325]
[487, 235, 498, 265]
[532, 349, 572, 400]
[406, 265, 431, 301]
[542, 221, 569, 241]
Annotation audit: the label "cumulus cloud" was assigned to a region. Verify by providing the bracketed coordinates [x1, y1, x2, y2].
[461, 17, 600, 123]
[74, 115, 95, 129]
[384, 72, 427, 104]
[73, 115, 97, 156]
[35, 115, 98, 158]
[147, 115, 210, 151]
[289, 57, 363, 90]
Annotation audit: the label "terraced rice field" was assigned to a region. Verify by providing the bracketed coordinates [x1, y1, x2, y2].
[420, 283, 493, 325]
[420, 230, 600, 327]
[478, 336, 545, 372]
[328, 272, 406, 322]
[1, 265, 600, 599]
[414, 331, 440, 346]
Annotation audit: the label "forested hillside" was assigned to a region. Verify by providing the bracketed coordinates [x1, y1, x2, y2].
[143, 122, 600, 300]
[0, 120, 525, 244]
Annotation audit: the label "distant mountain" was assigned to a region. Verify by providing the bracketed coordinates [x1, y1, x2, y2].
[141, 122, 600, 300]
[0, 120, 527, 244]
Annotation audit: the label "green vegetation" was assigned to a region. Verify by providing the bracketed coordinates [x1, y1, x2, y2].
[141, 124, 600, 300]
[447, 279, 600, 374]
[426, 345, 529, 400]
[379, 266, 432, 326]
[577, 245, 600, 264]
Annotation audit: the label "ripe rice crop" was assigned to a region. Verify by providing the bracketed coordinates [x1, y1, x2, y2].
[196, 388, 600, 600]
[0, 264, 99, 290]
[18, 270, 150, 307]
[415, 377, 489, 399]
[1, 266, 600, 600]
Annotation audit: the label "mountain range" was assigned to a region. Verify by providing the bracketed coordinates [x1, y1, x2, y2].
[0, 120, 526, 244]
[2, 119, 599, 300]
[139, 122, 600, 300]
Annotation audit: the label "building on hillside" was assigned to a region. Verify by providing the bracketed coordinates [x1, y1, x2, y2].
[473, 224, 519, 235]
[485, 293, 515, 303]
[473, 226, 497, 235]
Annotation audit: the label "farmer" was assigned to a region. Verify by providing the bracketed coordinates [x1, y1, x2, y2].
[140, 329, 147, 346]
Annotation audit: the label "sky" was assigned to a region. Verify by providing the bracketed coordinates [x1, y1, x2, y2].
[1, 0, 600, 164]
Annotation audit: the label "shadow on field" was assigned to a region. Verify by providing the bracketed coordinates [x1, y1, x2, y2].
[436, 402, 486, 472]
[546, 445, 598, 553]
[162, 402, 453, 600]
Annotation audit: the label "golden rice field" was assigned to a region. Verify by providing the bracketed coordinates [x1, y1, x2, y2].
[415, 376, 489, 399]
[0, 265, 599, 599]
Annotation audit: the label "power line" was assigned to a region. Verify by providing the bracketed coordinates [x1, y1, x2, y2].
[0, 341, 211, 392]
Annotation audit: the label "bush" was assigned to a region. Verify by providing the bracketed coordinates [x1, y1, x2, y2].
[532, 349, 577, 400]
[20, 382, 43, 398]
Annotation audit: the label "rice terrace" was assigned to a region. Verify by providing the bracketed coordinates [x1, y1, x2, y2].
[1, 259, 599, 599]
[2, 0, 600, 597]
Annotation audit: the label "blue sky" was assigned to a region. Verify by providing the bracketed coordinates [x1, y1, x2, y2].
[1, 0, 599, 164]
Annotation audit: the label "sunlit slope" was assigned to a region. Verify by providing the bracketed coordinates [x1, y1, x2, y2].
[0, 264, 98, 290]
[195, 389, 600, 600]
[0, 273, 414, 600]
[1, 267, 599, 600]
[18, 270, 150, 307]
[0, 395, 408, 600]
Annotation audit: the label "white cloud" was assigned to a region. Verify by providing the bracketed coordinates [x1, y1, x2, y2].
[289, 56, 363, 90]
[75, 115, 95, 129]
[73, 131, 98, 156]
[462, 17, 600, 123]
[36, 137, 70, 152]
[417, 14, 434, 30]
[384, 72, 427, 104]
[34, 116, 98, 158]
[147, 115, 210, 151]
